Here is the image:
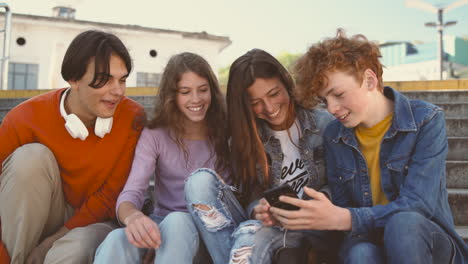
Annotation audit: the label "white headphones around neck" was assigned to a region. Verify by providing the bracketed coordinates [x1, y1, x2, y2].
[59, 88, 113, 140]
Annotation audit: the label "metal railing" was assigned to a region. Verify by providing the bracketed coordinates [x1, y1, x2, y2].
[0, 3, 11, 90]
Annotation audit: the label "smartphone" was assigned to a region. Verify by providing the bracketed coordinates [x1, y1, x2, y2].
[263, 184, 300, 211]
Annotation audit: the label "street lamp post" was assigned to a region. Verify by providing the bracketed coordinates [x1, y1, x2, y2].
[406, 0, 468, 80]
[425, 8, 457, 80]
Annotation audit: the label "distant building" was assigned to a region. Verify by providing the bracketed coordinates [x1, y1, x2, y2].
[0, 6, 231, 90]
[380, 35, 468, 81]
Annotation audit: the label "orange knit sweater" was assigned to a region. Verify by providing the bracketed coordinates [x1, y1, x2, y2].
[0, 88, 144, 232]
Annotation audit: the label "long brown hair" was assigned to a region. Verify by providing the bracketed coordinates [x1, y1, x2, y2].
[147, 52, 228, 172]
[226, 49, 296, 194]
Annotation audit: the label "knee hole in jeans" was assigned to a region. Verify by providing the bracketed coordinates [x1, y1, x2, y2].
[233, 222, 262, 237]
[230, 246, 253, 264]
[192, 204, 231, 231]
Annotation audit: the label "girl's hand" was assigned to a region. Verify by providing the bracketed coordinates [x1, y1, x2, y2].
[253, 198, 278, 226]
[124, 211, 161, 248]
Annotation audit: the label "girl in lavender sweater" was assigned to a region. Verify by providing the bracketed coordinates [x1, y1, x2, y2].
[94, 52, 229, 263]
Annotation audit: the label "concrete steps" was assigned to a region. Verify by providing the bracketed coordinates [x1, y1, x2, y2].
[403, 90, 468, 243]
[447, 161, 468, 189]
[0, 98, 28, 122]
[446, 118, 468, 137]
[129, 95, 156, 107]
[449, 189, 468, 226]
[0, 98, 27, 108]
[437, 103, 468, 118]
[0, 96, 154, 123]
[448, 137, 468, 161]
[456, 226, 468, 243]
[0, 107, 10, 122]
[402, 90, 468, 103]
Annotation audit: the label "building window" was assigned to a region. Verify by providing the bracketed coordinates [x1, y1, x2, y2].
[137, 72, 161, 87]
[53, 6, 76, 19]
[8, 63, 39, 90]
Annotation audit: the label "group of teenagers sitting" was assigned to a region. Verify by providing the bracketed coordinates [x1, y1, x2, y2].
[0, 28, 467, 264]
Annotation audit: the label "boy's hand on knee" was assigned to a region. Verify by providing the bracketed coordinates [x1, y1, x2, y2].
[26, 240, 51, 264]
[124, 211, 161, 249]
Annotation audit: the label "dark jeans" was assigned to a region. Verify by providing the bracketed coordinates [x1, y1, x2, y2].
[339, 212, 454, 264]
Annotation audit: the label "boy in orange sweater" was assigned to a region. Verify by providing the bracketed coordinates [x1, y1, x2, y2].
[0, 30, 144, 264]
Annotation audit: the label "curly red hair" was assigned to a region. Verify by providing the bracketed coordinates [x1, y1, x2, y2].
[293, 29, 383, 108]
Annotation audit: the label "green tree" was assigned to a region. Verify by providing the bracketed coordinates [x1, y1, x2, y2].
[276, 51, 302, 72]
[217, 51, 302, 91]
[218, 65, 230, 91]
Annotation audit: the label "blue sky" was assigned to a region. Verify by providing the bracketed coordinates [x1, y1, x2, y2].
[4, 0, 468, 67]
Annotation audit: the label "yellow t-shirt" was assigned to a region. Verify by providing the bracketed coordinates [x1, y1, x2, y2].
[355, 114, 393, 206]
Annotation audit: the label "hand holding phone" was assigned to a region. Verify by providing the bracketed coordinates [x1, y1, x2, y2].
[263, 184, 300, 211]
[252, 198, 277, 226]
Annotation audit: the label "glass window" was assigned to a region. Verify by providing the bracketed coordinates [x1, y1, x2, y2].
[8, 63, 39, 90]
[136, 72, 161, 87]
[58, 7, 75, 18]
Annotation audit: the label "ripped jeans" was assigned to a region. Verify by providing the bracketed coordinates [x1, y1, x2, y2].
[185, 168, 332, 264]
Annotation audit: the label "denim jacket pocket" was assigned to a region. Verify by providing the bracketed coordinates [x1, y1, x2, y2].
[385, 157, 410, 199]
[330, 166, 356, 206]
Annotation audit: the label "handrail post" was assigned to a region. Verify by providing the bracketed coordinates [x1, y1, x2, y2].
[0, 3, 11, 90]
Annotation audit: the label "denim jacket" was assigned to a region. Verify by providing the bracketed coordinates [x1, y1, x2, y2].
[324, 87, 468, 263]
[246, 106, 334, 215]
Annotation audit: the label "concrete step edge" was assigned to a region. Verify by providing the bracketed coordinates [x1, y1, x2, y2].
[446, 117, 468, 120]
[447, 161, 468, 164]
[436, 102, 468, 105]
[448, 188, 468, 195]
[455, 226, 468, 240]
[403, 90, 468, 92]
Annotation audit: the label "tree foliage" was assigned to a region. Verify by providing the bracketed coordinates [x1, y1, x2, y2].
[217, 51, 303, 89]
[218, 65, 230, 91]
[276, 51, 302, 72]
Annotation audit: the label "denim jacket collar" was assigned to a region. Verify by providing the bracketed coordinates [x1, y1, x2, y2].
[258, 106, 319, 145]
[332, 86, 418, 144]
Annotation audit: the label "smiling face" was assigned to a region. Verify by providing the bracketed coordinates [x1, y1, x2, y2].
[247, 77, 291, 130]
[318, 71, 371, 128]
[67, 54, 128, 126]
[176, 71, 212, 125]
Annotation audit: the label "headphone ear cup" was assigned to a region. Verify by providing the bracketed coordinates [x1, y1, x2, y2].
[65, 114, 89, 140]
[94, 117, 113, 138]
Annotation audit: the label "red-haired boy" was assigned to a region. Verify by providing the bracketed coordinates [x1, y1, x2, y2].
[269, 29, 468, 263]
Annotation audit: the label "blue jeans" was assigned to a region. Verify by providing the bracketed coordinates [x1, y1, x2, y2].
[339, 212, 455, 264]
[94, 212, 199, 264]
[185, 168, 332, 264]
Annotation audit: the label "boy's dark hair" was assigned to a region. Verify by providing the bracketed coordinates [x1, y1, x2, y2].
[61, 30, 132, 88]
[294, 29, 383, 108]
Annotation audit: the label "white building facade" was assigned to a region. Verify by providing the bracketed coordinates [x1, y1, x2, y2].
[380, 36, 468, 81]
[0, 10, 231, 90]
